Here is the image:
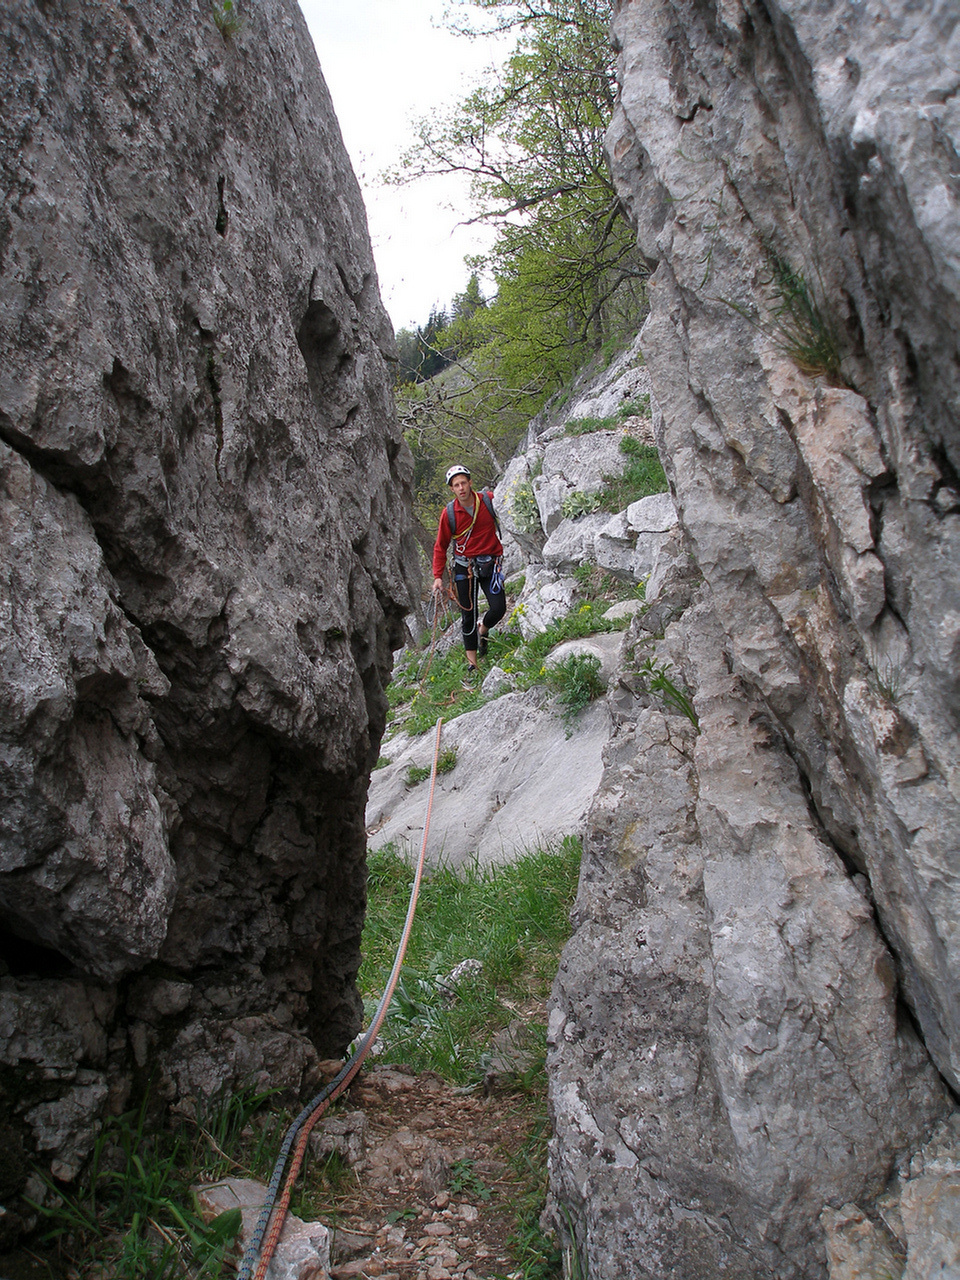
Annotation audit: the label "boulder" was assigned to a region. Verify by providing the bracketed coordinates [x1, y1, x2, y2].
[0, 0, 416, 1200]
[367, 690, 611, 869]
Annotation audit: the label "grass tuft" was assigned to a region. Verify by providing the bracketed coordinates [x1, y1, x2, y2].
[543, 653, 604, 731]
[767, 256, 843, 382]
[26, 1088, 288, 1279]
[361, 837, 581, 1085]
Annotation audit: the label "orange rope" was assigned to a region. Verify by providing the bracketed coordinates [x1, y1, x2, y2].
[249, 717, 445, 1280]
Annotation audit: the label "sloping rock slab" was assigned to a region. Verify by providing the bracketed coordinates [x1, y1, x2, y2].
[366, 691, 611, 867]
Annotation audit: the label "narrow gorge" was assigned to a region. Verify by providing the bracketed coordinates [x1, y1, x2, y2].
[1, 1, 958, 1278]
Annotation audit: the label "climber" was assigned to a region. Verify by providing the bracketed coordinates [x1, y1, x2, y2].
[433, 464, 506, 685]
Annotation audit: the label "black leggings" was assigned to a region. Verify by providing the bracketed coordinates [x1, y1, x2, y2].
[454, 563, 507, 650]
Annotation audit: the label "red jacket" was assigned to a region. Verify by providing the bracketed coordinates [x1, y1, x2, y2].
[432, 489, 502, 577]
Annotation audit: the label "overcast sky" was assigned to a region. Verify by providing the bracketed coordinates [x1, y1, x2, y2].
[299, 2, 506, 333]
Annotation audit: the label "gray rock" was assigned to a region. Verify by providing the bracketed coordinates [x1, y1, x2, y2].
[0, 0, 416, 1198]
[195, 1177, 329, 1280]
[542, 512, 611, 573]
[514, 567, 579, 637]
[367, 690, 612, 869]
[545, 0, 960, 1273]
[534, 434, 626, 535]
[602, 599, 645, 622]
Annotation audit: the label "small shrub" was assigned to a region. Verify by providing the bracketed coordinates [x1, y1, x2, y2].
[511, 481, 543, 535]
[561, 489, 602, 520]
[544, 653, 604, 729]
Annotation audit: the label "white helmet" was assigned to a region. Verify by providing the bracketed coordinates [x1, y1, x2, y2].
[445, 464, 471, 485]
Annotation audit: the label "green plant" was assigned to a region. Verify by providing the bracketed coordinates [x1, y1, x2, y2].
[636, 657, 699, 729]
[871, 657, 904, 703]
[561, 489, 603, 519]
[617, 393, 650, 418]
[212, 0, 243, 36]
[572, 562, 595, 591]
[767, 255, 843, 382]
[564, 415, 617, 436]
[593, 438, 667, 511]
[448, 1158, 492, 1202]
[505, 1117, 563, 1280]
[511, 481, 543, 535]
[30, 1094, 250, 1280]
[544, 653, 604, 729]
[560, 1205, 590, 1280]
[406, 747, 458, 786]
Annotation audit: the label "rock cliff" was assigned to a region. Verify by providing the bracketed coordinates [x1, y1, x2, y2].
[0, 0, 416, 1230]
[548, 1, 960, 1276]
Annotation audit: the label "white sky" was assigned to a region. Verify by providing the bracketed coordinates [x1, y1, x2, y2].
[299, 2, 505, 333]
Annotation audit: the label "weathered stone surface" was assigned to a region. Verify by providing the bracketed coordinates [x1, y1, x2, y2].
[0, 0, 415, 1200]
[548, 605, 948, 1279]
[542, 512, 611, 573]
[534, 433, 626, 535]
[367, 691, 610, 869]
[548, 0, 960, 1274]
[195, 1177, 330, 1280]
[821, 1205, 904, 1280]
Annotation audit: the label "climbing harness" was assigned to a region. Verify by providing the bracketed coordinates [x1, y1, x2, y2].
[237, 717, 445, 1280]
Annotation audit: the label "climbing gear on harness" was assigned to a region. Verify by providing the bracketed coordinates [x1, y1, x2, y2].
[445, 463, 470, 484]
[237, 719, 446, 1280]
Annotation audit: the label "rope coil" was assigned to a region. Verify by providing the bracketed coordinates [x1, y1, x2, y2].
[237, 717, 445, 1280]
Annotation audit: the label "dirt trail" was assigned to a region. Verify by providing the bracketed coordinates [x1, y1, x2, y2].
[313, 1062, 545, 1280]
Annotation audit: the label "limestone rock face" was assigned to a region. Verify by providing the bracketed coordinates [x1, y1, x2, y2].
[0, 0, 416, 1210]
[548, 1, 960, 1275]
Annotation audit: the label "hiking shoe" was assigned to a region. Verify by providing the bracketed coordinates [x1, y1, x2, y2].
[463, 665, 481, 689]
[477, 630, 488, 658]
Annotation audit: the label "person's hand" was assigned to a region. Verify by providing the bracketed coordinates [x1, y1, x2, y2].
[433, 577, 444, 594]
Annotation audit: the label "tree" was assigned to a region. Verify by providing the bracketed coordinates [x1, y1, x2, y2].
[393, 0, 646, 394]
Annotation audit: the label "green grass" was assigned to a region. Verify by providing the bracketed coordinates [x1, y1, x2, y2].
[406, 747, 458, 786]
[27, 1089, 289, 1279]
[564, 415, 617, 436]
[543, 653, 604, 731]
[767, 255, 843, 382]
[361, 838, 581, 1084]
[211, 0, 243, 36]
[596, 436, 667, 512]
[388, 600, 629, 738]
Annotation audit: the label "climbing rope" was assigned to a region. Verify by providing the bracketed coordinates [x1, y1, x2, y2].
[237, 716, 445, 1280]
[418, 585, 455, 685]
